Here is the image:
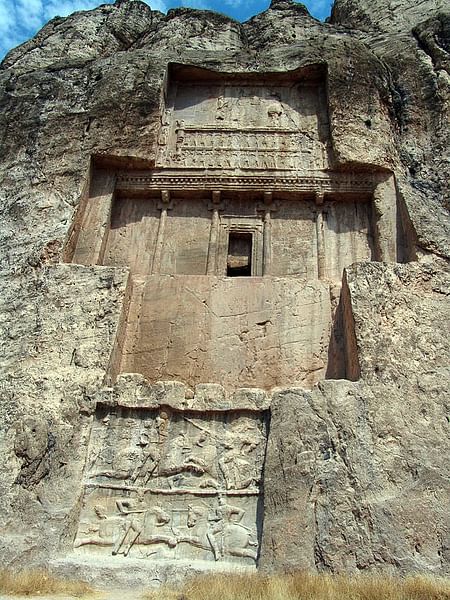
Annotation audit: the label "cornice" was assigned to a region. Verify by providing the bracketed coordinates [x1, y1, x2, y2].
[116, 169, 379, 195]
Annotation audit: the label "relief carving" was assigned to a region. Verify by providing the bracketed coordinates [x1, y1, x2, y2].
[159, 129, 319, 171]
[216, 96, 229, 121]
[74, 407, 267, 565]
[13, 417, 55, 489]
[267, 94, 284, 126]
[175, 120, 186, 156]
[158, 109, 172, 146]
[156, 82, 328, 171]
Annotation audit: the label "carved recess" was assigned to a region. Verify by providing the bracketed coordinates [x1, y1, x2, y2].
[75, 406, 267, 565]
[156, 78, 330, 172]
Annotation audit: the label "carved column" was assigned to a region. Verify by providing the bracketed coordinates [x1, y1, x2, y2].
[151, 190, 172, 274]
[315, 191, 325, 280]
[70, 170, 115, 266]
[373, 174, 397, 262]
[207, 191, 223, 275]
[258, 192, 276, 276]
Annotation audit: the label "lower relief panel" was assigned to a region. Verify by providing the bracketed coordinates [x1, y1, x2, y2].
[74, 406, 267, 565]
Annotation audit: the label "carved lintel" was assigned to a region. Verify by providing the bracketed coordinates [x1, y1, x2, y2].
[116, 171, 378, 195]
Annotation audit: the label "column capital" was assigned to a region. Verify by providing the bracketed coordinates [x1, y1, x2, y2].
[157, 190, 175, 210]
[263, 191, 273, 204]
[257, 195, 279, 213]
[315, 191, 325, 205]
[208, 190, 225, 211]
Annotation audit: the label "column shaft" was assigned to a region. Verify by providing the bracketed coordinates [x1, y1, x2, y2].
[207, 208, 219, 275]
[263, 210, 271, 276]
[151, 207, 167, 274]
[316, 210, 325, 279]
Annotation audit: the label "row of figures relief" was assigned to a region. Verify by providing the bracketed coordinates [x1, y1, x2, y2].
[155, 124, 325, 170]
[157, 148, 318, 171]
[75, 491, 258, 563]
[86, 410, 266, 494]
[182, 130, 316, 152]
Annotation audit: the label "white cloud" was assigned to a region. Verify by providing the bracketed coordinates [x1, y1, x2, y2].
[43, 0, 108, 20]
[0, 0, 118, 60]
[0, 6, 9, 36]
[221, 0, 245, 7]
[146, 0, 168, 11]
[0, 0, 23, 57]
[16, 0, 44, 29]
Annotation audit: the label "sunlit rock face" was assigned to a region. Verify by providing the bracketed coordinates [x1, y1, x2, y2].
[0, 0, 448, 587]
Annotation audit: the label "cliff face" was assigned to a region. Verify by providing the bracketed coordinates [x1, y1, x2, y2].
[0, 0, 448, 584]
[330, 0, 450, 258]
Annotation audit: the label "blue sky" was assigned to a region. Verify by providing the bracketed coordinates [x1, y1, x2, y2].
[0, 0, 333, 61]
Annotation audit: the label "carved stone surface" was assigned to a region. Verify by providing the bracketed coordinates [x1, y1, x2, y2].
[116, 171, 379, 193]
[156, 80, 329, 172]
[75, 406, 267, 564]
[102, 195, 374, 281]
[0, 0, 449, 585]
[118, 276, 333, 390]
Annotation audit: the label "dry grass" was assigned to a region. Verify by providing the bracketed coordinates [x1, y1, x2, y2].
[143, 572, 450, 600]
[0, 568, 94, 597]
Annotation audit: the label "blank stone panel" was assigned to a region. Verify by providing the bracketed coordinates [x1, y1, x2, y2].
[270, 201, 318, 278]
[119, 275, 332, 390]
[160, 199, 211, 275]
[322, 201, 374, 281]
[104, 198, 160, 277]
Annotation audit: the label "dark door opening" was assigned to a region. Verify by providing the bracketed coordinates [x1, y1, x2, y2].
[227, 232, 252, 277]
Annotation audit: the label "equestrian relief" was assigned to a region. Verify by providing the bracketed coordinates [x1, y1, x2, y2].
[74, 406, 267, 564]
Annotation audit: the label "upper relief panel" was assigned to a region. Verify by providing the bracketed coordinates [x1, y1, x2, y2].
[156, 67, 331, 173]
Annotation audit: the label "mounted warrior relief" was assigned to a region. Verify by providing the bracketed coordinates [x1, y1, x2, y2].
[75, 406, 267, 565]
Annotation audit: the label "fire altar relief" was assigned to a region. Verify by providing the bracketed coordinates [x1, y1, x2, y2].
[157, 70, 330, 172]
[75, 406, 267, 565]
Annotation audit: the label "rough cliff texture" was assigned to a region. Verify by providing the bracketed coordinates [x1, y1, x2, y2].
[262, 260, 450, 573]
[0, 0, 448, 585]
[329, 0, 450, 258]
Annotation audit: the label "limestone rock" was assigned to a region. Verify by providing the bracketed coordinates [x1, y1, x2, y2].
[261, 260, 449, 573]
[0, 0, 448, 583]
[331, 0, 450, 259]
